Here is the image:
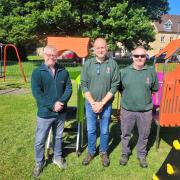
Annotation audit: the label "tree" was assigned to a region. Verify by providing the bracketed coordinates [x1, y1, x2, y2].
[0, 0, 169, 51]
[103, 2, 157, 50]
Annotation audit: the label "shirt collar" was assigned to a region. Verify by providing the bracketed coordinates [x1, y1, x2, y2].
[129, 64, 148, 70]
[93, 57, 109, 64]
[40, 63, 60, 71]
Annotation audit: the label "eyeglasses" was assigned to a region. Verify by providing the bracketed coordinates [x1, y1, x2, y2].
[96, 63, 100, 75]
[133, 54, 146, 58]
[45, 53, 57, 57]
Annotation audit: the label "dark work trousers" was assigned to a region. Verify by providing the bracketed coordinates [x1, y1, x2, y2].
[120, 108, 152, 158]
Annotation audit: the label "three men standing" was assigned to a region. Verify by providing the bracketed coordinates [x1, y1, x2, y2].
[31, 42, 158, 176]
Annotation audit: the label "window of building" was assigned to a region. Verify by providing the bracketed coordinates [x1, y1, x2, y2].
[163, 19, 173, 31]
[161, 36, 165, 43]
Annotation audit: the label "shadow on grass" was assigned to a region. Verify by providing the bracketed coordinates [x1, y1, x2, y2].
[159, 126, 180, 147]
[62, 106, 87, 158]
[0, 82, 24, 90]
[108, 120, 121, 155]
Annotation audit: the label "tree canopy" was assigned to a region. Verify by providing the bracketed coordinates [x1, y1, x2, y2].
[0, 0, 169, 51]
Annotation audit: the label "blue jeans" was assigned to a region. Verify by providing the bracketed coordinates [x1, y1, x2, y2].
[34, 113, 66, 164]
[85, 101, 112, 155]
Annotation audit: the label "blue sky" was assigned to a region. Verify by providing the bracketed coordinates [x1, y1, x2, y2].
[168, 0, 180, 15]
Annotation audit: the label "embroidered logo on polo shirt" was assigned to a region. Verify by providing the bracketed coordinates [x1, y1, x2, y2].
[146, 77, 150, 84]
[106, 67, 111, 73]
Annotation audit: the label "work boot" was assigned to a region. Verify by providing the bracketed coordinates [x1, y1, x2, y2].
[100, 153, 110, 167]
[52, 157, 67, 169]
[138, 157, 148, 168]
[32, 161, 46, 178]
[119, 154, 129, 166]
[82, 153, 93, 166]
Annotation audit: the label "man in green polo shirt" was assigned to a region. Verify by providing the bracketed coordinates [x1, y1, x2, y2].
[81, 38, 120, 167]
[119, 46, 159, 168]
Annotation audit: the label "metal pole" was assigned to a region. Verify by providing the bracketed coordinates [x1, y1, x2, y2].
[0, 43, 3, 77]
[80, 58, 85, 151]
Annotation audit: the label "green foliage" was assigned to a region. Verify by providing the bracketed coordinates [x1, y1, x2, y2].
[0, 0, 169, 50]
[101, 3, 155, 50]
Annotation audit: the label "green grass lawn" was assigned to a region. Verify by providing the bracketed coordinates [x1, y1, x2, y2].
[0, 81, 172, 180]
[0, 62, 174, 179]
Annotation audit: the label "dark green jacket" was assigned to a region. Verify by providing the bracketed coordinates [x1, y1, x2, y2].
[31, 63, 72, 118]
[119, 64, 159, 111]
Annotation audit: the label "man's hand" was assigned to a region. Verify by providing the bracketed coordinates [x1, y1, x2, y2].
[91, 101, 104, 113]
[53, 101, 64, 112]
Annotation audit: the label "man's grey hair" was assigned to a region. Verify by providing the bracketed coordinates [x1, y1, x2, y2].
[43, 45, 58, 53]
[131, 46, 147, 55]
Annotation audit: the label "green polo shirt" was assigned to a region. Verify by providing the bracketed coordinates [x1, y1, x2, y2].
[81, 57, 120, 101]
[119, 64, 159, 111]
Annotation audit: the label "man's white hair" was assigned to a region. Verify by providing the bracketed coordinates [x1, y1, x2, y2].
[132, 46, 147, 55]
[43, 45, 57, 53]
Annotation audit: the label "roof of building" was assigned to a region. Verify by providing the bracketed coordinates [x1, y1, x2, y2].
[154, 14, 180, 33]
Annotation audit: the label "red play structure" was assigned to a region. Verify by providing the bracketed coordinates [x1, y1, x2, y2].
[1, 44, 27, 82]
[47, 36, 90, 58]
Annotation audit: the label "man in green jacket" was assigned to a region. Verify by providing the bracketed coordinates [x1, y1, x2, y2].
[31, 45, 72, 178]
[81, 38, 120, 167]
[119, 46, 159, 168]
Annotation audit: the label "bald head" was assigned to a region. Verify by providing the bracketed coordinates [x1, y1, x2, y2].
[93, 38, 108, 61]
[94, 38, 107, 47]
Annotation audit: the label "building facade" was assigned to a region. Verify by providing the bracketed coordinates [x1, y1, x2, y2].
[148, 14, 180, 57]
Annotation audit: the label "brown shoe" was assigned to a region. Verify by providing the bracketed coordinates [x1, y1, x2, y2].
[138, 157, 148, 168]
[82, 154, 93, 166]
[120, 154, 129, 166]
[100, 153, 110, 167]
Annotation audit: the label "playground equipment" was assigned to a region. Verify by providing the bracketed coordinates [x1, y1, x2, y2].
[153, 135, 180, 180]
[153, 62, 180, 149]
[0, 43, 3, 78]
[152, 40, 180, 180]
[155, 39, 180, 60]
[46, 37, 90, 156]
[0, 43, 27, 82]
[152, 39, 180, 150]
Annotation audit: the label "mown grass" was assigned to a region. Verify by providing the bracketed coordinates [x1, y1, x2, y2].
[27, 55, 43, 61]
[0, 89, 171, 180]
[0, 61, 81, 90]
[0, 61, 173, 180]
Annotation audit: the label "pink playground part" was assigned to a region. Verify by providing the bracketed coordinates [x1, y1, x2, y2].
[152, 72, 164, 106]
